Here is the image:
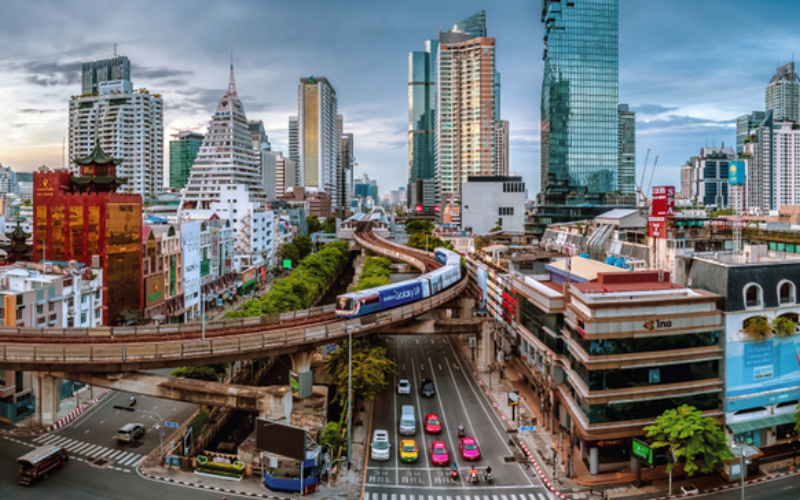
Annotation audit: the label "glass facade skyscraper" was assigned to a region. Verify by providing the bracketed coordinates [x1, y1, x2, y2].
[408, 40, 437, 186]
[541, 0, 619, 195]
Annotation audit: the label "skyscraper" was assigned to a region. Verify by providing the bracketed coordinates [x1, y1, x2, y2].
[617, 104, 636, 194]
[436, 11, 500, 226]
[736, 111, 765, 154]
[339, 129, 354, 214]
[288, 116, 300, 187]
[82, 55, 131, 94]
[494, 120, 509, 176]
[169, 131, 204, 190]
[541, 0, 620, 195]
[69, 79, 163, 197]
[297, 77, 339, 209]
[180, 65, 274, 269]
[248, 120, 277, 200]
[408, 39, 438, 211]
[766, 62, 800, 122]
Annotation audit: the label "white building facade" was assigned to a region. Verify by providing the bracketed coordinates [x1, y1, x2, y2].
[68, 79, 164, 197]
[460, 176, 525, 234]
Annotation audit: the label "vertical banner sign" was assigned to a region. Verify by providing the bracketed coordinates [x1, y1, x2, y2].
[729, 161, 746, 185]
[649, 186, 675, 240]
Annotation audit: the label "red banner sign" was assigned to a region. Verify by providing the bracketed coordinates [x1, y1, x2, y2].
[651, 186, 676, 217]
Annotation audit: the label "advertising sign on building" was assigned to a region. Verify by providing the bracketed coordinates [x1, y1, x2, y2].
[379, 282, 427, 309]
[648, 216, 667, 239]
[729, 161, 746, 185]
[145, 274, 165, 307]
[651, 186, 676, 217]
[726, 337, 800, 411]
[242, 268, 257, 286]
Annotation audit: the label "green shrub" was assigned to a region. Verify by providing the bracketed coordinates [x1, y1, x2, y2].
[190, 410, 211, 438]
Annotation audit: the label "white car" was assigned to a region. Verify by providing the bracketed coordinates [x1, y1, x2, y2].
[371, 430, 391, 461]
[398, 379, 411, 395]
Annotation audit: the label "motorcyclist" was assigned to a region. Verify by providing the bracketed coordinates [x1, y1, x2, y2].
[485, 465, 492, 480]
[129, 396, 136, 404]
[451, 463, 458, 477]
[458, 423, 465, 436]
[469, 465, 478, 483]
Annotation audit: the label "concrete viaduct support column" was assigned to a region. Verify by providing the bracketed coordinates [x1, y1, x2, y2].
[34, 372, 62, 427]
[477, 320, 494, 373]
[458, 297, 475, 320]
[290, 351, 314, 399]
[259, 387, 293, 422]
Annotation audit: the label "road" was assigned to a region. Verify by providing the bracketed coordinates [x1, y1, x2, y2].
[364, 334, 552, 500]
[0, 387, 200, 499]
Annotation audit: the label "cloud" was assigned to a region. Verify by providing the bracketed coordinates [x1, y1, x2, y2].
[137, 67, 192, 79]
[17, 108, 58, 114]
[637, 114, 734, 134]
[3, 60, 83, 87]
[631, 104, 679, 116]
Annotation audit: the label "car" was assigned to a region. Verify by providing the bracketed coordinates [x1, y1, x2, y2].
[681, 485, 699, 495]
[399, 439, 419, 463]
[424, 414, 442, 434]
[460, 437, 481, 460]
[371, 430, 391, 461]
[115, 423, 145, 443]
[420, 378, 435, 398]
[430, 441, 449, 465]
[397, 379, 411, 395]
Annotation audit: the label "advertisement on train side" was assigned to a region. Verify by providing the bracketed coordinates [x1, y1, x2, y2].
[380, 281, 427, 309]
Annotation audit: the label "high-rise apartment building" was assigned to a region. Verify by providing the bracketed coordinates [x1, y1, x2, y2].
[296, 77, 339, 208]
[339, 130, 354, 213]
[0, 165, 19, 196]
[617, 104, 636, 194]
[541, 0, 620, 195]
[408, 39, 438, 210]
[436, 11, 500, 226]
[180, 66, 274, 269]
[494, 120, 509, 176]
[736, 111, 765, 154]
[742, 112, 800, 212]
[68, 79, 164, 197]
[82, 55, 130, 94]
[169, 131, 204, 190]
[273, 151, 296, 200]
[288, 116, 300, 187]
[766, 62, 800, 123]
[248, 121, 276, 200]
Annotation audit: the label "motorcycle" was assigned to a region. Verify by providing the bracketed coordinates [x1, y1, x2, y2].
[129, 397, 136, 406]
[458, 427, 465, 438]
[469, 472, 479, 485]
[451, 465, 459, 480]
[485, 472, 493, 484]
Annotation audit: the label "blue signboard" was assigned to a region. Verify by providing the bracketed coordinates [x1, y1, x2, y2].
[165, 421, 179, 429]
[726, 337, 800, 411]
[729, 160, 746, 185]
[380, 282, 425, 309]
[520, 426, 536, 431]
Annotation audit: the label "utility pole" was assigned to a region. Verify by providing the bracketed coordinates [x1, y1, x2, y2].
[346, 331, 353, 474]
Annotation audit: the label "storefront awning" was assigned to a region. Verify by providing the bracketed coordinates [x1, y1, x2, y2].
[728, 413, 795, 434]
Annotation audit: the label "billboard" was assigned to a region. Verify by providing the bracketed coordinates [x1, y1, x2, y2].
[648, 216, 667, 239]
[379, 281, 427, 309]
[181, 222, 201, 312]
[145, 274, 165, 307]
[651, 186, 676, 217]
[242, 268, 257, 286]
[729, 161, 746, 185]
[256, 418, 306, 460]
[726, 337, 800, 411]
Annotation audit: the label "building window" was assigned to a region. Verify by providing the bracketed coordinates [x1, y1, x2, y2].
[81, 312, 87, 324]
[499, 207, 514, 216]
[36, 304, 43, 315]
[779, 281, 796, 305]
[744, 284, 763, 309]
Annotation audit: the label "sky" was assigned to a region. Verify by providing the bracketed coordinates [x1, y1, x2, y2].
[0, 0, 799, 196]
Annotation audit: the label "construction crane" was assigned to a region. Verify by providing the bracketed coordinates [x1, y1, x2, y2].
[645, 155, 659, 198]
[635, 148, 651, 206]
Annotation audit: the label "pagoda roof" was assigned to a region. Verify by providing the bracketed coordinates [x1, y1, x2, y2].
[5, 220, 31, 240]
[74, 142, 123, 166]
[72, 175, 128, 185]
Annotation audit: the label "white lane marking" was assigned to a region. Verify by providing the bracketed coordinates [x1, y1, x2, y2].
[33, 434, 54, 443]
[64, 440, 85, 451]
[99, 420, 104, 424]
[85, 429, 90, 434]
[47, 436, 69, 446]
[100, 448, 116, 457]
[438, 364, 442, 370]
[88, 446, 109, 457]
[421, 364, 424, 370]
[120, 454, 143, 466]
[116, 452, 135, 463]
[71, 442, 94, 454]
[82, 445, 103, 456]
[108, 450, 126, 459]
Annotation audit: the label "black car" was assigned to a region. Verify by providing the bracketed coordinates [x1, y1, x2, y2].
[420, 378, 435, 398]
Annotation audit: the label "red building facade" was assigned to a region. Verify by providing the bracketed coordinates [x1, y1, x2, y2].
[33, 147, 142, 324]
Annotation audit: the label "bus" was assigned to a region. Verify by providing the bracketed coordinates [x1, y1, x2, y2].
[17, 445, 68, 485]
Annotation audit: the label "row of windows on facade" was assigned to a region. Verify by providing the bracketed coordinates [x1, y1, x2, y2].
[745, 281, 796, 308]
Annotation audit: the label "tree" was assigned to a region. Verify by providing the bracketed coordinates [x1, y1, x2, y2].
[325, 337, 397, 404]
[774, 316, 797, 337]
[320, 421, 346, 458]
[323, 217, 337, 234]
[490, 220, 502, 232]
[276, 242, 300, 267]
[643, 405, 732, 477]
[743, 316, 771, 340]
[405, 219, 435, 235]
[171, 366, 223, 382]
[307, 215, 322, 234]
[293, 235, 313, 260]
[709, 208, 736, 217]
[407, 233, 454, 252]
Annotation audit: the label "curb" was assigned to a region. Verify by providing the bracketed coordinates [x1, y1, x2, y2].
[138, 470, 302, 499]
[648, 468, 800, 499]
[470, 371, 568, 500]
[0, 389, 110, 436]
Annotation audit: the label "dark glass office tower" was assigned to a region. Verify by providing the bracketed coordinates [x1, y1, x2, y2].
[541, 0, 619, 195]
[407, 40, 438, 203]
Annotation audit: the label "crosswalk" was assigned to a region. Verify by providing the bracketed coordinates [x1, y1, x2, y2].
[32, 433, 144, 468]
[363, 494, 554, 500]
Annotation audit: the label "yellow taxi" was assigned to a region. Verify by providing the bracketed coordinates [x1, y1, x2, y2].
[399, 439, 419, 463]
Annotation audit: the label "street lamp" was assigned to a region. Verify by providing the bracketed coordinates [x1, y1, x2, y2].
[731, 442, 745, 500]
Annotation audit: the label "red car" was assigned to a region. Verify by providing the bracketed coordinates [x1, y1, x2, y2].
[424, 414, 442, 434]
[430, 441, 450, 465]
[460, 437, 481, 460]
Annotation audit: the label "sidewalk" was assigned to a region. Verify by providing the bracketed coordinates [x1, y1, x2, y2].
[138, 396, 372, 500]
[451, 334, 737, 500]
[0, 385, 110, 436]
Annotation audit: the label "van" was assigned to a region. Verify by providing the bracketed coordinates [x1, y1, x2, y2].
[399, 405, 416, 435]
